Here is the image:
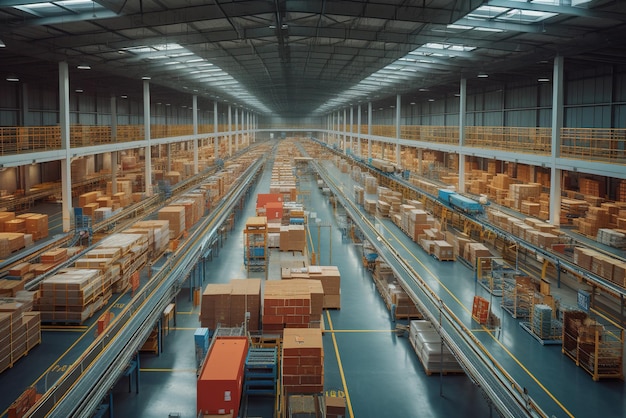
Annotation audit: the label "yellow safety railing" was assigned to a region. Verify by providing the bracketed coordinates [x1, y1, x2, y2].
[465, 126, 552, 154]
[561, 128, 626, 163]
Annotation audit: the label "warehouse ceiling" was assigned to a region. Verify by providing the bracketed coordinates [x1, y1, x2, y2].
[1, 0, 626, 117]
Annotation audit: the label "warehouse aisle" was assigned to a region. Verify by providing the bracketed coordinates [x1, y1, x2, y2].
[318, 158, 626, 418]
[113, 153, 492, 418]
[299, 169, 491, 418]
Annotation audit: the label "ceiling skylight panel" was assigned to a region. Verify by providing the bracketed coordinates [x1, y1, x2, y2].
[500, 9, 557, 22]
[467, 6, 509, 19]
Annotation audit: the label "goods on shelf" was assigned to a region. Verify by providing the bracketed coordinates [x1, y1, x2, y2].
[372, 262, 421, 320]
[408, 320, 463, 375]
[562, 310, 623, 381]
[282, 328, 324, 394]
[501, 276, 538, 319]
[573, 246, 626, 287]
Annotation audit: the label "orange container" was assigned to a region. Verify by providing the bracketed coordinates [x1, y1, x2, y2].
[197, 337, 248, 416]
[265, 201, 283, 220]
[256, 193, 282, 209]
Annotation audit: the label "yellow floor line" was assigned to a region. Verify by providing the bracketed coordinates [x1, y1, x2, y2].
[170, 327, 197, 331]
[483, 328, 575, 418]
[325, 311, 354, 418]
[139, 368, 196, 373]
[42, 327, 88, 332]
[377, 220, 572, 417]
[0, 292, 128, 418]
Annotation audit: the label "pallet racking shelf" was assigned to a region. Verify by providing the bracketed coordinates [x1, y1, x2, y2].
[244, 216, 268, 272]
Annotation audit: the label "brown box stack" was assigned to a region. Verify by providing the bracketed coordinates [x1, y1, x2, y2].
[200, 283, 232, 330]
[20, 214, 48, 241]
[263, 279, 323, 333]
[126, 220, 170, 256]
[35, 268, 111, 324]
[464, 243, 492, 270]
[158, 206, 186, 239]
[78, 191, 100, 207]
[282, 328, 324, 394]
[230, 279, 261, 332]
[325, 396, 346, 418]
[0, 300, 40, 373]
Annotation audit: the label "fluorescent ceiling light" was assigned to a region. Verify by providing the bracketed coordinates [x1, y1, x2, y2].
[77, 64, 91, 70]
[6, 75, 19, 82]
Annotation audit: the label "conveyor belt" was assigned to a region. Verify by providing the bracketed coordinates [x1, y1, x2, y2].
[318, 140, 626, 300]
[26, 157, 266, 418]
[306, 154, 547, 418]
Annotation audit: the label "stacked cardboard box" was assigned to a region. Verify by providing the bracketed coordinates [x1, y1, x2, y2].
[0, 300, 41, 373]
[282, 328, 324, 394]
[282, 266, 341, 309]
[200, 283, 232, 330]
[124, 219, 170, 257]
[230, 279, 261, 332]
[463, 243, 492, 270]
[507, 183, 542, 210]
[597, 229, 626, 249]
[22, 214, 48, 240]
[78, 191, 100, 207]
[158, 205, 186, 239]
[263, 279, 323, 333]
[200, 279, 261, 332]
[36, 268, 111, 323]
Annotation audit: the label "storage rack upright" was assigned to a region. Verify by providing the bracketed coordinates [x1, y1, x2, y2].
[244, 216, 268, 272]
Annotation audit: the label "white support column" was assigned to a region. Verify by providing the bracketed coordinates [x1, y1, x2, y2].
[228, 105, 232, 156]
[58, 62, 72, 231]
[367, 102, 372, 160]
[241, 108, 245, 148]
[143, 79, 153, 196]
[357, 104, 362, 158]
[193, 95, 199, 175]
[343, 108, 347, 153]
[395, 94, 401, 167]
[111, 95, 118, 195]
[234, 107, 239, 153]
[550, 56, 564, 226]
[213, 101, 219, 158]
[349, 106, 354, 154]
[458, 78, 467, 193]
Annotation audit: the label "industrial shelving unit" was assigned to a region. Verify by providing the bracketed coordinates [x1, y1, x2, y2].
[562, 310, 624, 381]
[243, 347, 277, 396]
[244, 216, 268, 272]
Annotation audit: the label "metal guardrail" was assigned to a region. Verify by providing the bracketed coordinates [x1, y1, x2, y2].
[26, 157, 265, 417]
[318, 137, 626, 300]
[304, 149, 547, 418]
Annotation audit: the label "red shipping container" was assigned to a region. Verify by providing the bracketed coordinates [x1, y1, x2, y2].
[197, 337, 248, 416]
[256, 193, 283, 209]
[265, 201, 284, 221]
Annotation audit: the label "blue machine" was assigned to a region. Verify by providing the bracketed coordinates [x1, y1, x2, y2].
[438, 188, 483, 215]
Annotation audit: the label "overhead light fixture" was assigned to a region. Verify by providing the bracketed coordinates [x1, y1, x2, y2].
[120, 95, 128, 99]
[538, 77, 550, 82]
[142, 76, 151, 80]
[6, 74, 19, 82]
[477, 73, 489, 78]
[428, 98, 435, 102]
[0, 39, 5, 48]
[75, 89, 84, 93]
[77, 64, 91, 70]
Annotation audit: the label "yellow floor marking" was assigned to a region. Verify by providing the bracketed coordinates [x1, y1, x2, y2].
[170, 327, 197, 331]
[177, 311, 196, 315]
[42, 327, 88, 332]
[1, 291, 129, 418]
[139, 368, 196, 373]
[325, 311, 354, 418]
[482, 328, 575, 418]
[377, 219, 573, 417]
